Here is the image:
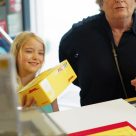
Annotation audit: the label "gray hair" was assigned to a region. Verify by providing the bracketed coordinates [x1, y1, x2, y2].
[96, 0, 136, 11]
[96, 0, 103, 9]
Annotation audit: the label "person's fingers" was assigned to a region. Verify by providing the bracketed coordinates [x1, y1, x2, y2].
[28, 97, 36, 107]
[21, 95, 35, 108]
[24, 96, 36, 107]
[21, 95, 27, 107]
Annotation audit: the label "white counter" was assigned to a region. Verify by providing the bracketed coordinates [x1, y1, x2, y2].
[49, 99, 136, 134]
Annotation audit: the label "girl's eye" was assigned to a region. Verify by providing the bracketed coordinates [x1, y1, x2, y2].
[25, 50, 33, 53]
[39, 52, 44, 55]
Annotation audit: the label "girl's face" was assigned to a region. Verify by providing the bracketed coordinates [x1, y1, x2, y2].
[17, 38, 45, 76]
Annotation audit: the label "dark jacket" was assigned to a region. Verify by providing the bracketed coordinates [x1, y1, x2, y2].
[59, 12, 136, 106]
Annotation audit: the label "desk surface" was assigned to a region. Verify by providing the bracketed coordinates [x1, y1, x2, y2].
[49, 99, 136, 134]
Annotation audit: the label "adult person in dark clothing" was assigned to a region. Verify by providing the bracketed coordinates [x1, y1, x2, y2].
[59, 0, 136, 106]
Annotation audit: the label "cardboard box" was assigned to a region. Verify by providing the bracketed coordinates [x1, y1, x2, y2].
[18, 60, 77, 107]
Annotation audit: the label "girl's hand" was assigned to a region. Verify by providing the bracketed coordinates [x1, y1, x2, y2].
[22, 95, 36, 108]
[51, 99, 59, 112]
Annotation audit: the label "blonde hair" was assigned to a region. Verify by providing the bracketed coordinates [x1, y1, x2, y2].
[10, 31, 45, 75]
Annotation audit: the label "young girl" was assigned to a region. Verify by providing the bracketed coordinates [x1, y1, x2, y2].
[10, 31, 59, 112]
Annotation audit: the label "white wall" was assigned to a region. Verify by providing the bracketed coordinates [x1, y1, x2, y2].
[29, 0, 100, 110]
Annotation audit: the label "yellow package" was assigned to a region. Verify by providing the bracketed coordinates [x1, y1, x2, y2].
[18, 60, 77, 106]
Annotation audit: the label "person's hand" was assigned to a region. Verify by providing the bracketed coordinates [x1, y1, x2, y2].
[131, 78, 136, 89]
[51, 99, 59, 112]
[21, 94, 36, 108]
